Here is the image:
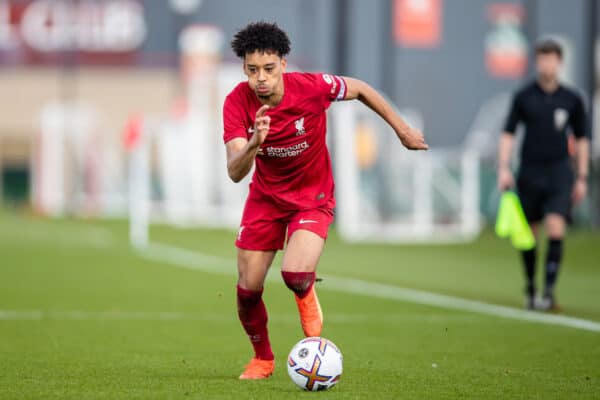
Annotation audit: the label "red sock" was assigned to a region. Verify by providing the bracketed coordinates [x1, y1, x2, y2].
[281, 271, 315, 299]
[236, 285, 274, 360]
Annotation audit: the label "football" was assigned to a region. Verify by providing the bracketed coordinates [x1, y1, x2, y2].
[287, 337, 343, 391]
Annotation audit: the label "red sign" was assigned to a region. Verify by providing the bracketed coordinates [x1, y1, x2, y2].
[484, 3, 528, 79]
[0, 0, 147, 65]
[393, 0, 442, 48]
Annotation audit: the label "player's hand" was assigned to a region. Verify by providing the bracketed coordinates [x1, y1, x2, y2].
[497, 167, 514, 192]
[250, 104, 270, 147]
[571, 178, 587, 205]
[399, 127, 428, 150]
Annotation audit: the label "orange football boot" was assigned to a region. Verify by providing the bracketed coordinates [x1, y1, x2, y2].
[295, 285, 323, 337]
[239, 358, 275, 380]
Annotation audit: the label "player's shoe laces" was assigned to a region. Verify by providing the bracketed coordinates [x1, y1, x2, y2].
[295, 286, 323, 337]
[239, 358, 275, 380]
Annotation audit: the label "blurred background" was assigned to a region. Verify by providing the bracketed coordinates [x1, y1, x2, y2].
[0, 0, 598, 244]
[1, 3, 599, 396]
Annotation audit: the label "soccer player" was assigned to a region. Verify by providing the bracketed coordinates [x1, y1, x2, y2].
[497, 39, 589, 311]
[223, 22, 427, 379]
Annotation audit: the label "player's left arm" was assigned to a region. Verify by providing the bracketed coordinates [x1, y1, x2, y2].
[342, 77, 428, 150]
[571, 96, 589, 204]
[572, 136, 590, 204]
[572, 137, 589, 204]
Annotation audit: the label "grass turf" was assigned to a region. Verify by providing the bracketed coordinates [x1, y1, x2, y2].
[0, 211, 599, 399]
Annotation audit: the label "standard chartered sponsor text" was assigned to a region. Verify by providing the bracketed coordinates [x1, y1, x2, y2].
[264, 141, 309, 158]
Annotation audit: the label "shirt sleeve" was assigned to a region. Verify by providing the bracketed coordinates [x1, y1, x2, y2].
[223, 93, 248, 144]
[308, 73, 347, 107]
[503, 93, 522, 135]
[569, 95, 587, 138]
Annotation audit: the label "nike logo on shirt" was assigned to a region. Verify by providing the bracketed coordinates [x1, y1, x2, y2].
[299, 219, 318, 224]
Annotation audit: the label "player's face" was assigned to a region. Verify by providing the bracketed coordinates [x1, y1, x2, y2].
[243, 51, 286, 100]
[536, 52, 561, 82]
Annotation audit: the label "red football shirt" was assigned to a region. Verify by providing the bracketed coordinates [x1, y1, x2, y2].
[223, 72, 347, 211]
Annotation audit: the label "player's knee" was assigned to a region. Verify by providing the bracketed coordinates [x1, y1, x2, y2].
[237, 263, 265, 291]
[237, 284, 263, 307]
[237, 276, 264, 292]
[237, 255, 270, 291]
[281, 262, 316, 273]
[545, 214, 565, 239]
[546, 225, 565, 240]
[281, 270, 315, 294]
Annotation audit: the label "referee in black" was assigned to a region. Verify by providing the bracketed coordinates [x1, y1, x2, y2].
[497, 39, 589, 311]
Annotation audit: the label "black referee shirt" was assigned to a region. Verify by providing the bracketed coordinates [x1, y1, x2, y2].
[504, 81, 586, 165]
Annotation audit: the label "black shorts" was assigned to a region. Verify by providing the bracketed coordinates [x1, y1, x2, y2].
[517, 160, 574, 223]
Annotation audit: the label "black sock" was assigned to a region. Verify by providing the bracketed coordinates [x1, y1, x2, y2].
[521, 247, 537, 296]
[545, 239, 563, 296]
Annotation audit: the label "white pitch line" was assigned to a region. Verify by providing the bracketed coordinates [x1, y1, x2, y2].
[137, 241, 232, 273]
[139, 242, 600, 334]
[321, 275, 600, 333]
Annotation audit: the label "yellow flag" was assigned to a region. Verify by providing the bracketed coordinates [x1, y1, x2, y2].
[495, 191, 536, 250]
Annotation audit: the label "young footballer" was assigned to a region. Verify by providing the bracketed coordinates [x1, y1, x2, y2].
[223, 21, 427, 379]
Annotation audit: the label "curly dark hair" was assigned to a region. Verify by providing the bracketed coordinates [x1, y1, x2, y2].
[230, 21, 291, 58]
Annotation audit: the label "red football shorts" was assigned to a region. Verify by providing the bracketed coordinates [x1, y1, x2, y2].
[235, 195, 334, 251]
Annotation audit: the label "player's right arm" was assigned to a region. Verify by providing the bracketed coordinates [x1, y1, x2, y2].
[226, 105, 270, 183]
[570, 94, 589, 204]
[497, 133, 515, 191]
[497, 93, 522, 191]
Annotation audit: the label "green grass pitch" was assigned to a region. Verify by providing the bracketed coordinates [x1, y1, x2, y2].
[1, 211, 599, 399]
